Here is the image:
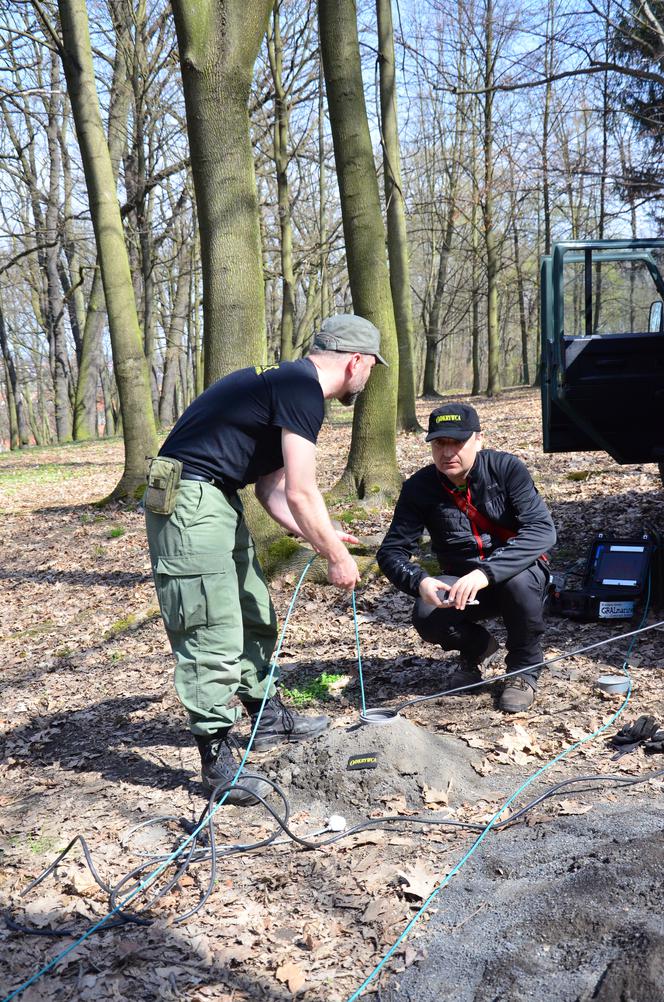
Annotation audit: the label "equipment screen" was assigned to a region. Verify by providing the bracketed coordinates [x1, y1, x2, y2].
[592, 545, 648, 588]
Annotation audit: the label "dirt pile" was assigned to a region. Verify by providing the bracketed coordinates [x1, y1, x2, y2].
[382, 799, 664, 1002]
[257, 713, 493, 815]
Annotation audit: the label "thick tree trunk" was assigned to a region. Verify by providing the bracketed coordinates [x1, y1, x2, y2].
[170, 0, 281, 561]
[57, 0, 158, 497]
[319, 0, 401, 500]
[377, 0, 419, 431]
[73, 3, 130, 441]
[170, 0, 274, 382]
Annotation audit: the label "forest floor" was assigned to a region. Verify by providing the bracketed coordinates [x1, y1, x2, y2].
[1, 388, 664, 1002]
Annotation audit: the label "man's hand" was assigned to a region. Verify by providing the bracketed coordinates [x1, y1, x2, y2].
[328, 551, 361, 591]
[335, 528, 360, 545]
[444, 569, 490, 610]
[418, 576, 447, 607]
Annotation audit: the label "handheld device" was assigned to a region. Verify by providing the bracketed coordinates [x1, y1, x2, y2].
[439, 595, 479, 606]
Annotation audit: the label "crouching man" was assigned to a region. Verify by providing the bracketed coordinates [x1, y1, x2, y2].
[377, 403, 556, 712]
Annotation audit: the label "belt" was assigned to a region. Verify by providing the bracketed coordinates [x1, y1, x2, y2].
[181, 472, 234, 496]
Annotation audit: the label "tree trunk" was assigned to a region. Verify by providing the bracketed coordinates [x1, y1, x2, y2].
[45, 52, 72, 442]
[159, 233, 190, 426]
[471, 140, 481, 396]
[377, 0, 419, 431]
[170, 0, 285, 561]
[512, 215, 529, 384]
[72, 1, 131, 441]
[60, 122, 86, 367]
[72, 266, 106, 440]
[319, 0, 401, 500]
[170, 0, 274, 382]
[541, 0, 554, 256]
[422, 336, 442, 397]
[57, 0, 158, 497]
[100, 366, 116, 436]
[0, 297, 19, 449]
[593, 38, 610, 333]
[318, 50, 330, 324]
[483, 0, 499, 397]
[267, 3, 296, 361]
[422, 6, 466, 398]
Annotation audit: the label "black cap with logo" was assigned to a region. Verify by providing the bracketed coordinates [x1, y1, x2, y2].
[425, 403, 481, 442]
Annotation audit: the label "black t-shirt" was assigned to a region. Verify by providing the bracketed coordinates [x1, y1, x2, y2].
[159, 358, 324, 490]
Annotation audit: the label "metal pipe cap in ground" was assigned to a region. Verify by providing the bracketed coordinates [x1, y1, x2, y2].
[359, 707, 400, 725]
[595, 674, 630, 695]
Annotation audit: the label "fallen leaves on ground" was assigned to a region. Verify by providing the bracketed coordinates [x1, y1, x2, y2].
[2, 390, 663, 1001]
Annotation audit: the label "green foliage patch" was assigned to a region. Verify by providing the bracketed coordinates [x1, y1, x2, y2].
[104, 613, 137, 639]
[262, 534, 303, 578]
[281, 671, 345, 706]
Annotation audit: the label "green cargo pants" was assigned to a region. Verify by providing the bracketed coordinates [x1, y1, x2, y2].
[145, 480, 277, 738]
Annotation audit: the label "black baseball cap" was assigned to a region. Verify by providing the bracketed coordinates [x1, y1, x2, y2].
[425, 403, 481, 442]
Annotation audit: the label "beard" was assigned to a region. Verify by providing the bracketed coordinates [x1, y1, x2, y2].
[339, 390, 361, 407]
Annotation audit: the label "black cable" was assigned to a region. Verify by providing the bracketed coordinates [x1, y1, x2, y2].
[9, 598, 664, 941]
[19, 834, 112, 898]
[9, 765, 664, 940]
[396, 618, 664, 711]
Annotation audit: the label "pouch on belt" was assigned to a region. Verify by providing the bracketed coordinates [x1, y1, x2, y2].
[145, 456, 182, 515]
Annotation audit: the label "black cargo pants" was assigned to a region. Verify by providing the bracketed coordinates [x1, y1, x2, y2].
[412, 564, 549, 685]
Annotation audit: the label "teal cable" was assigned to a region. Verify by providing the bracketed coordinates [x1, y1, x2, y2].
[345, 586, 650, 1002]
[3, 556, 317, 1002]
[351, 590, 367, 716]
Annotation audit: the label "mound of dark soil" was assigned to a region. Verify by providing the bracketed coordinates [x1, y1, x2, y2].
[382, 800, 664, 1002]
[257, 714, 493, 815]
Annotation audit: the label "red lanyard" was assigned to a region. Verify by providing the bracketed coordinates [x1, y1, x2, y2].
[440, 481, 516, 559]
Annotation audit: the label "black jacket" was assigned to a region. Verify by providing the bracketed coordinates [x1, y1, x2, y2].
[377, 449, 556, 597]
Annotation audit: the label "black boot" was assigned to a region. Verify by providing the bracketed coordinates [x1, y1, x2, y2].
[443, 635, 499, 692]
[244, 692, 330, 751]
[195, 733, 272, 805]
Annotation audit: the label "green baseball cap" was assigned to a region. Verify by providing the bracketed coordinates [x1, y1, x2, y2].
[313, 315, 388, 365]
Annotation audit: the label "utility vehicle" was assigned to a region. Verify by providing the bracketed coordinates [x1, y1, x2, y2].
[541, 238, 664, 485]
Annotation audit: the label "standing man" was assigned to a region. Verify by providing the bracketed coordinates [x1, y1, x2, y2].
[377, 403, 556, 713]
[145, 315, 386, 803]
